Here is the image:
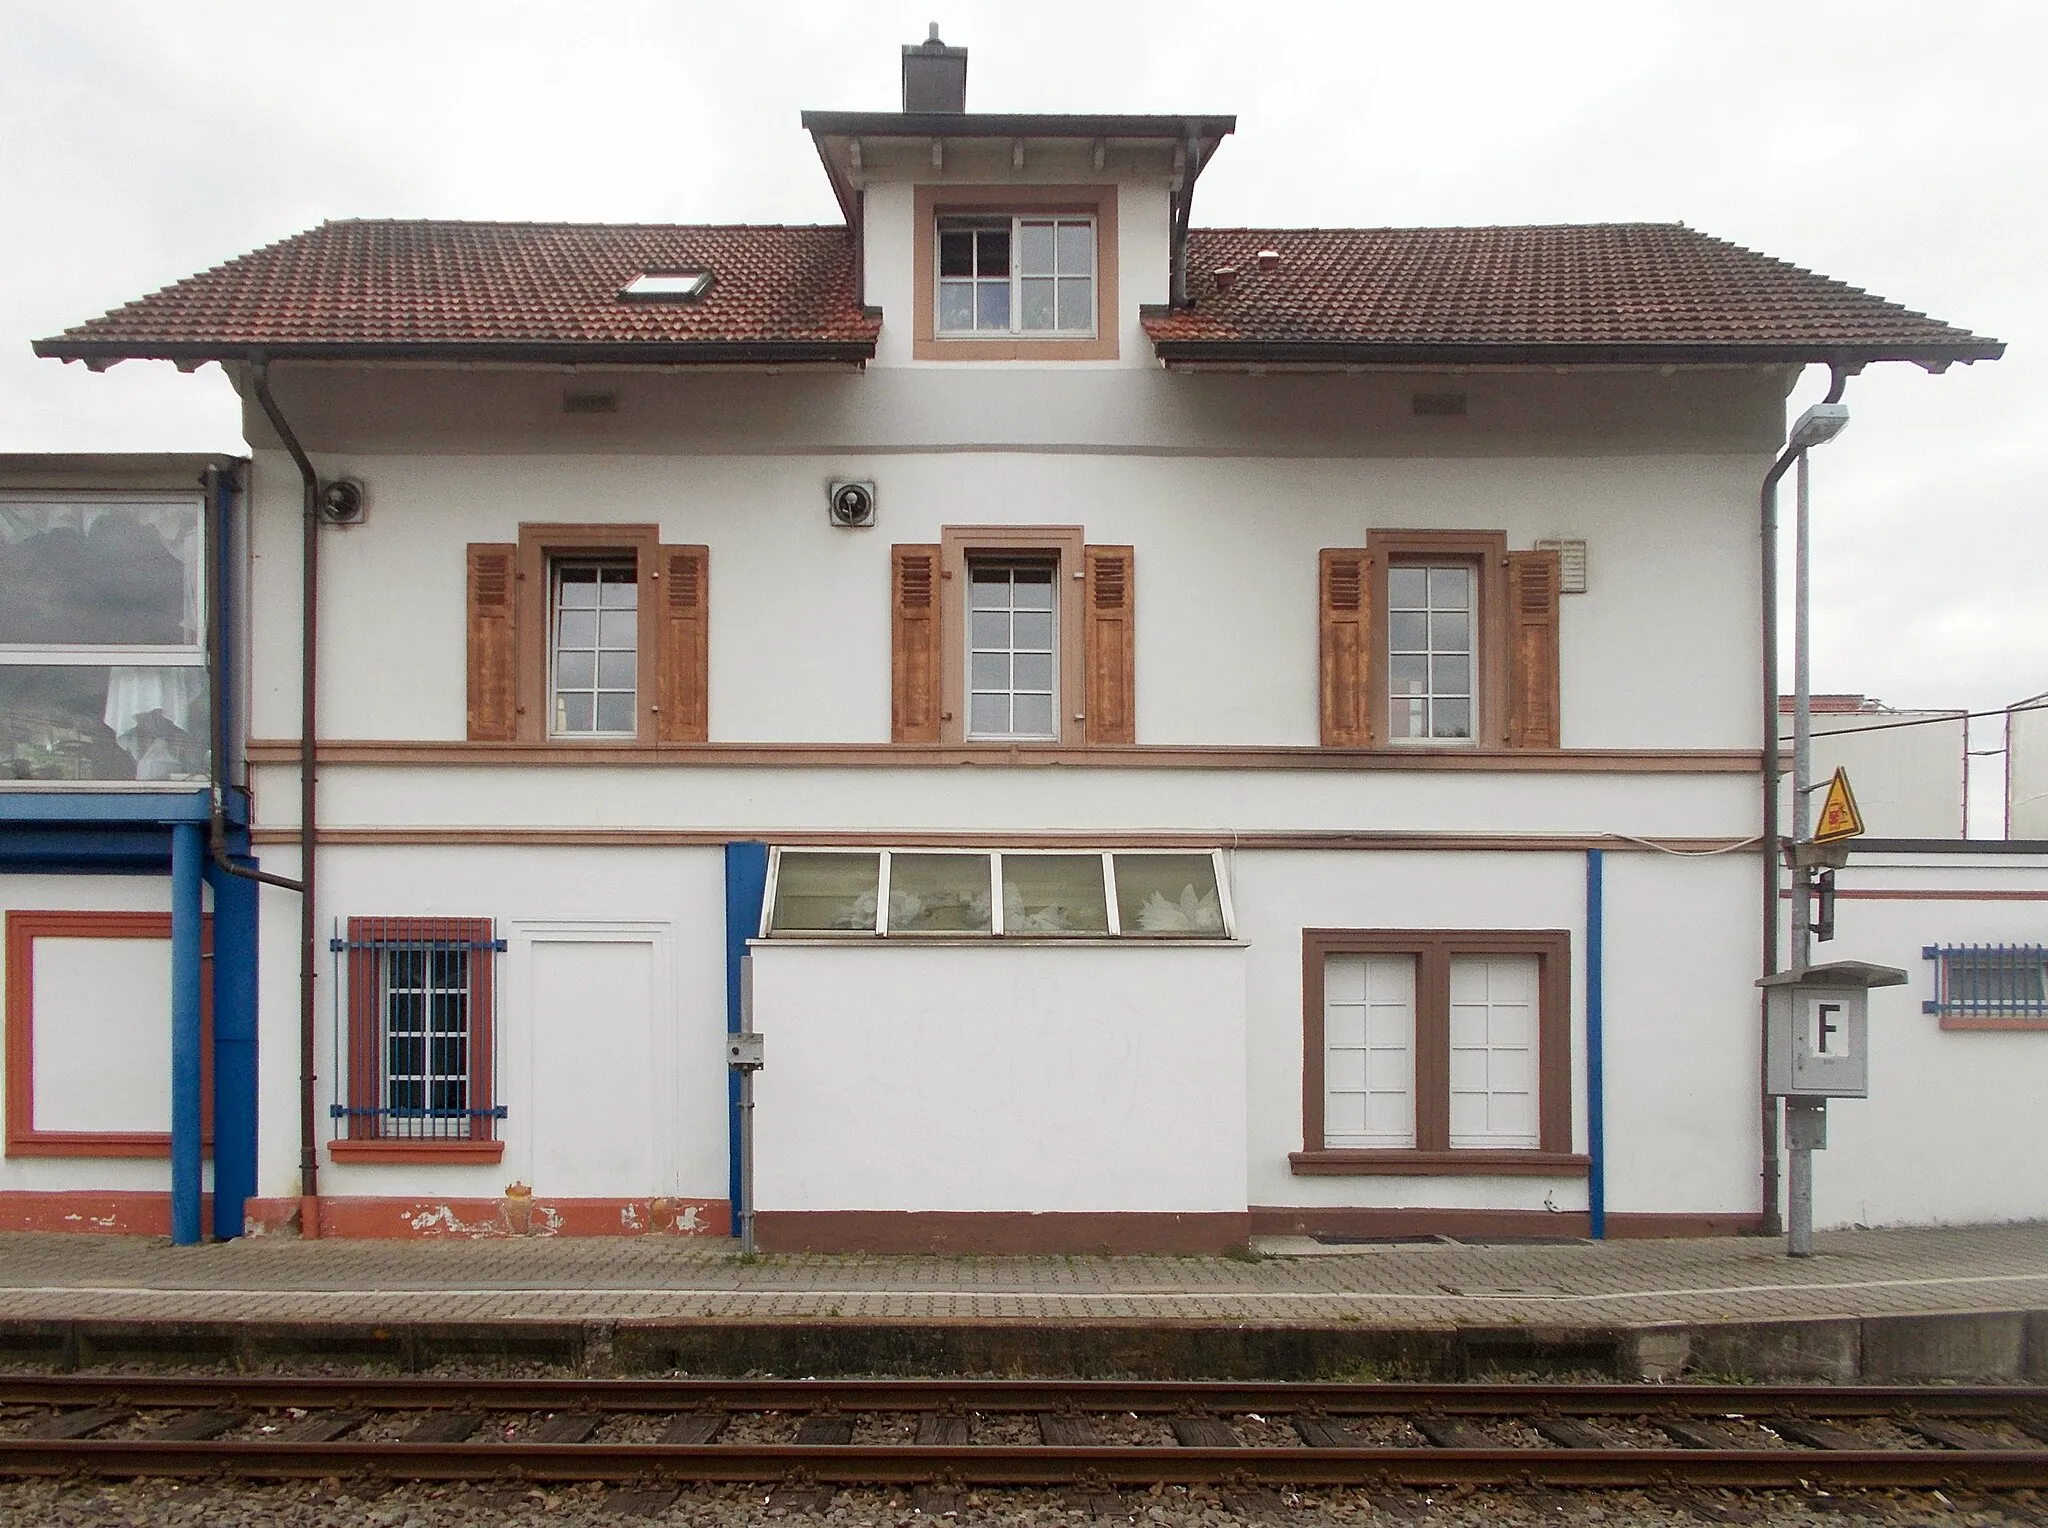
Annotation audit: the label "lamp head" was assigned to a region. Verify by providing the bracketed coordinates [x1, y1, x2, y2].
[1789, 402, 1850, 450]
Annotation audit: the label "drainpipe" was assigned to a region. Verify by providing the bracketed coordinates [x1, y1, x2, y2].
[203, 463, 302, 893]
[1585, 848, 1605, 1240]
[250, 361, 324, 1237]
[1757, 362, 1848, 1237]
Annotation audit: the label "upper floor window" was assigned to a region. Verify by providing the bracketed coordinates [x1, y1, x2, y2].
[1387, 563, 1475, 743]
[967, 558, 1058, 741]
[0, 496, 209, 784]
[550, 560, 638, 737]
[937, 216, 1095, 337]
[1923, 943, 2048, 1030]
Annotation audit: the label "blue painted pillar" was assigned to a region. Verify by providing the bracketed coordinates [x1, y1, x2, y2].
[170, 822, 206, 1245]
[723, 841, 769, 1237]
[1585, 848, 1607, 1241]
[206, 858, 259, 1240]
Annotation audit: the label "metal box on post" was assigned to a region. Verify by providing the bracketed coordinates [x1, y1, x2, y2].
[1759, 960, 1907, 1098]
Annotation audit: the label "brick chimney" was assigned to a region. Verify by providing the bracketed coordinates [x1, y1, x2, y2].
[902, 24, 967, 113]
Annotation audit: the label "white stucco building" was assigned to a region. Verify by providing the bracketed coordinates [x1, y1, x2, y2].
[13, 34, 2023, 1248]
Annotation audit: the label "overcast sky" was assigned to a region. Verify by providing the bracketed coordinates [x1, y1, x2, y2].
[3, 1, 2040, 818]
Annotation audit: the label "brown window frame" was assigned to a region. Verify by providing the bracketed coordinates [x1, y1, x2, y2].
[1293, 927, 1582, 1176]
[939, 525, 1088, 747]
[330, 915, 503, 1165]
[514, 523, 661, 744]
[1369, 529, 1509, 748]
[913, 184, 1120, 362]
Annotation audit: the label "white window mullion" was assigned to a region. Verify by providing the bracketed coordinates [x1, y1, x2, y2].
[873, 852, 892, 937]
[989, 852, 1006, 936]
[1101, 852, 1121, 935]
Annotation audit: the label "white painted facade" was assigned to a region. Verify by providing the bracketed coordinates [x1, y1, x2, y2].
[1778, 704, 1968, 840]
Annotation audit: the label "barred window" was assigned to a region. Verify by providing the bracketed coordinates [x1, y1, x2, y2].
[333, 917, 503, 1143]
[1923, 944, 2048, 1029]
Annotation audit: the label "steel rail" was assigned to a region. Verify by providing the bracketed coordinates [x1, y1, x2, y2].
[0, 1376, 2042, 1418]
[0, 1441, 2044, 1491]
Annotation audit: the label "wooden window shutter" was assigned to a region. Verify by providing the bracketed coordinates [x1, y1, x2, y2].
[655, 544, 710, 743]
[1506, 548, 1562, 749]
[892, 545, 942, 743]
[466, 544, 517, 742]
[1083, 545, 1135, 745]
[1319, 549, 1373, 747]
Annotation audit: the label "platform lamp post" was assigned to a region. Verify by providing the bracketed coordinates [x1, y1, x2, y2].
[1784, 399, 1850, 1257]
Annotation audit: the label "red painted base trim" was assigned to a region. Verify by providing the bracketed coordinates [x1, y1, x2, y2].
[244, 1195, 730, 1239]
[0, 1191, 210, 1236]
[753, 1211, 1252, 1256]
[1246, 1206, 1763, 1240]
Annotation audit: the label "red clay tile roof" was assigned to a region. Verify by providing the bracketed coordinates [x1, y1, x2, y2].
[35, 220, 880, 366]
[38, 217, 1999, 370]
[1145, 224, 2001, 366]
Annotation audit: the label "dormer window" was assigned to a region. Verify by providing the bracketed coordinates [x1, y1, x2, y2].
[619, 270, 713, 301]
[937, 215, 1095, 336]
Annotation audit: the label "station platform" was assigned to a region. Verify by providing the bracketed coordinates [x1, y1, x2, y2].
[0, 1223, 2041, 1384]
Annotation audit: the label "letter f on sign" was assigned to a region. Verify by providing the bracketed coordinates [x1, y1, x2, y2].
[1812, 1001, 1843, 1055]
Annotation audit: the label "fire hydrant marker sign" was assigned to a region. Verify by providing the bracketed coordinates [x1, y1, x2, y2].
[1813, 767, 1865, 844]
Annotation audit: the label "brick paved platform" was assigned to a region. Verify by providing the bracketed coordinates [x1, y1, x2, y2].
[0, 1224, 2040, 1381]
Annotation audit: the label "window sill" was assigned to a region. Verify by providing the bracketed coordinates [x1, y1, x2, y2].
[1290, 1150, 1590, 1177]
[327, 1139, 505, 1166]
[1936, 1015, 2048, 1031]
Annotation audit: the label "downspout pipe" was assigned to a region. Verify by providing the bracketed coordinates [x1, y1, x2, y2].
[249, 361, 323, 1233]
[203, 463, 302, 894]
[1757, 362, 1849, 1236]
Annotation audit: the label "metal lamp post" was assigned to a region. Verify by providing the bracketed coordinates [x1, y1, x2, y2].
[1784, 399, 1849, 1257]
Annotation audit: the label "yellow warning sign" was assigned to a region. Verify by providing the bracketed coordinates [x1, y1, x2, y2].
[1812, 767, 1865, 844]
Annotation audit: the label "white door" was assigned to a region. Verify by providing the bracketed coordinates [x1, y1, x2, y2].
[522, 932, 664, 1197]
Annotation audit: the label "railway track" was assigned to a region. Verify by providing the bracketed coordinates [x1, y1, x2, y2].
[0, 1375, 2044, 1506]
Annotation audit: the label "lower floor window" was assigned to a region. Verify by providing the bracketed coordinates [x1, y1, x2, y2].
[334, 917, 503, 1142]
[1923, 943, 2048, 1029]
[1301, 929, 1572, 1165]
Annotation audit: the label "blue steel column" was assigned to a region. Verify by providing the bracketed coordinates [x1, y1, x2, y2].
[723, 842, 769, 1237]
[205, 857, 259, 1239]
[1585, 848, 1607, 1241]
[170, 822, 206, 1244]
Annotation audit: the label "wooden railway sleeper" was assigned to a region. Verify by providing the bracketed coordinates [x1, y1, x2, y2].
[1170, 1413, 1242, 1449]
[26, 1408, 128, 1441]
[1412, 1414, 1493, 1449]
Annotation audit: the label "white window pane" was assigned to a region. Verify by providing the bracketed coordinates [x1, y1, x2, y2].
[1447, 954, 1541, 1149]
[970, 610, 1010, 648]
[939, 281, 974, 330]
[1434, 699, 1472, 739]
[770, 852, 881, 932]
[969, 693, 1009, 735]
[970, 652, 1009, 690]
[1000, 853, 1110, 935]
[1324, 953, 1415, 1148]
[1011, 568, 1054, 608]
[888, 853, 993, 933]
[976, 282, 1009, 330]
[0, 501, 203, 647]
[1432, 655, 1470, 695]
[1429, 566, 1470, 608]
[1430, 610, 1471, 652]
[598, 609, 637, 648]
[602, 574, 637, 609]
[594, 693, 634, 732]
[1018, 221, 1055, 275]
[557, 609, 597, 647]
[1390, 655, 1428, 693]
[1014, 652, 1054, 691]
[1020, 277, 1056, 329]
[938, 230, 975, 278]
[976, 227, 1010, 275]
[1012, 692, 1055, 738]
[0, 664, 209, 782]
[556, 574, 599, 608]
[1392, 696, 1430, 739]
[1387, 566, 1428, 607]
[555, 693, 593, 732]
[1389, 611, 1428, 651]
[1013, 610, 1054, 649]
[1114, 854, 1225, 936]
[1057, 277, 1092, 331]
[555, 650, 596, 689]
[1055, 220, 1092, 275]
[597, 651, 635, 689]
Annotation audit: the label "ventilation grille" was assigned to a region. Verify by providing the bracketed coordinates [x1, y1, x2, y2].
[667, 553, 701, 611]
[1534, 537, 1589, 594]
[1091, 556, 1127, 610]
[472, 552, 512, 608]
[1326, 557, 1364, 612]
[898, 554, 935, 609]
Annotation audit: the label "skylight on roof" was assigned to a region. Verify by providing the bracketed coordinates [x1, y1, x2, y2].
[620, 270, 713, 301]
